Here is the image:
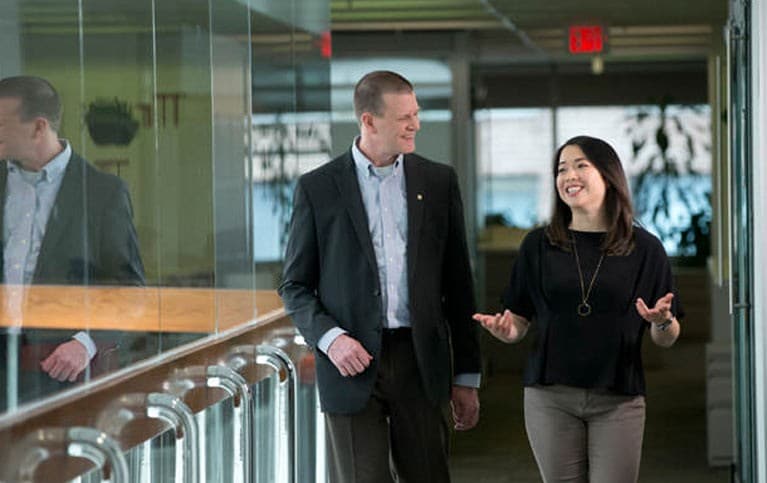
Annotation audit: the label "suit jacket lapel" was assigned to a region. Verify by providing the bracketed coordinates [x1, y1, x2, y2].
[404, 154, 425, 286]
[333, 152, 379, 279]
[35, 152, 83, 277]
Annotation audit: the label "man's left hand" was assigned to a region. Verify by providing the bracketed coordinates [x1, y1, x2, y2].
[40, 340, 90, 382]
[451, 385, 479, 431]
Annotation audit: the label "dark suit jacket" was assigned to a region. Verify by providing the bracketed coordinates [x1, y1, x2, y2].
[0, 151, 145, 372]
[0, 152, 145, 286]
[279, 150, 481, 414]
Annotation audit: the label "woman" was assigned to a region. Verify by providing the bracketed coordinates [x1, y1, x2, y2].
[474, 135, 682, 483]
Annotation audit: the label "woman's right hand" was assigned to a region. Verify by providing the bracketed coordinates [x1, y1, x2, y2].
[473, 309, 526, 343]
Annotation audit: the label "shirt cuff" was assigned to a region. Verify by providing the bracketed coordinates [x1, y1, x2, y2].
[317, 327, 347, 354]
[453, 372, 481, 388]
[72, 331, 98, 360]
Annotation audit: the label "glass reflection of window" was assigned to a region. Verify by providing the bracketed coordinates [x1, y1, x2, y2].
[475, 108, 553, 229]
[476, 105, 711, 258]
[248, 58, 454, 263]
[250, 113, 331, 262]
[559, 105, 712, 258]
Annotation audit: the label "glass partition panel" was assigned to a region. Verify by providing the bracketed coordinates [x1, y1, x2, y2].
[0, 0, 161, 413]
[0, 0, 332, 424]
[211, 0, 257, 334]
[291, 4, 330, 475]
[153, 0, 217, 347]
[728, 3, 755, 480]
[79, 0, 159, 380]
[475, 107, 553, 229]
[558, 105, 712, 259]
[250, 2, 298, 284]
[252, 372, 282, 482]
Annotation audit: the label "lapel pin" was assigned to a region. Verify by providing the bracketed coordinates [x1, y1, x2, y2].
[417, 193, 423, 201]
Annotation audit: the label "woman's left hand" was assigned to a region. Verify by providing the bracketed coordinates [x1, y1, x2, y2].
[635, 292, 674, 325]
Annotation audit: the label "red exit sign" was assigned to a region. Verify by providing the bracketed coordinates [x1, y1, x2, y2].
[569, 25, 604, 54]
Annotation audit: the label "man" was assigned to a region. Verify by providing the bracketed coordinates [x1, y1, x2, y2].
[279, 71, 481, 482]
[0, 75, 144, 393]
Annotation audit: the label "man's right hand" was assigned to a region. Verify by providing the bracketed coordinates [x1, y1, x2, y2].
[40, 340, 90, 382]
[327, 334, 373, 377]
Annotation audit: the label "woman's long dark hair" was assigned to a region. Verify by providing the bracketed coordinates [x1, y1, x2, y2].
[545, 136, 635, 255]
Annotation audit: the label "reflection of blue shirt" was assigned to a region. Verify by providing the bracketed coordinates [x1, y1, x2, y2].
[2, 141, 96, 358]
[3, 142, 71, 285]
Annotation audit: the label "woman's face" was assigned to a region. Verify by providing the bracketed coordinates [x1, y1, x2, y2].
[556, 144, 607, 215]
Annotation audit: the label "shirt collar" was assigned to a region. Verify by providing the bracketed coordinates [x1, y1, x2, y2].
[351, 136, 404, 179]
[42, 141, 71, 182]
[7, 140, 71, 183]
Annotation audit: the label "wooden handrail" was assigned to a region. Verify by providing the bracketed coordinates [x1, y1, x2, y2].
[1, 285, 284, 333]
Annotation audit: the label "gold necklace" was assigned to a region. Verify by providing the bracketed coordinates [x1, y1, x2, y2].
[571, 233, 605, 317]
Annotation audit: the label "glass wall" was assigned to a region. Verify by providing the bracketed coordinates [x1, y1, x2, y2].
[475, 104, 712, 258]
[0, 0, 330, 415]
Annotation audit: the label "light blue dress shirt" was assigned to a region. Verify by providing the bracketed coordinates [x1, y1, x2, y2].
[3, 141, 97, 358]
[353, 140, 410, 330]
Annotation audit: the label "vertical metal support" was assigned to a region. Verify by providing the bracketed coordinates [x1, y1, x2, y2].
[67, 427, 129, 481]
[4, 329, 20, 410]
[256, 344, 297, 483]
[96, 392, 199, 483]
[205, 366, 253, 483]
[313, 384, 327, 483]
[167, 365, 253, 483]
[226, 343, 298, 483]
[147, 393, 200, 483]
[9, 427, 128, 482]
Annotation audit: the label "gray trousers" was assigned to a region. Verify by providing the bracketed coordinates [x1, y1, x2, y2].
[324, 329, 450, 483]
[524, 385, 646, 483]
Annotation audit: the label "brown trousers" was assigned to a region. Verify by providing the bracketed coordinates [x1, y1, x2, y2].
[324, 329, 450, 483]
[524, 385, 647, 483]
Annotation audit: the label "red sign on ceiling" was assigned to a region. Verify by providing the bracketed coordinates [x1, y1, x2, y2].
[569, 26, 604, 54]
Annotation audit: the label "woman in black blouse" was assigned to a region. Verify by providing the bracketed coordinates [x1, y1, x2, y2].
[474, 135, 682, 483]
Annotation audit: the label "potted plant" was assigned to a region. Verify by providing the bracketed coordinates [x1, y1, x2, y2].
[85, 98, 139, 146]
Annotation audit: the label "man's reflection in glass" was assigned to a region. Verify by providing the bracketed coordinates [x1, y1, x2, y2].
[0, 76, 145, 409]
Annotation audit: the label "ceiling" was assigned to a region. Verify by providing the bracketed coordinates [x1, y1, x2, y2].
[330, 0, 729, 62]
[9, 0, 730, 63]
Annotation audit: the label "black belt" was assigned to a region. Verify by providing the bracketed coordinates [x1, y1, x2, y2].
[382, 327, 412, 338]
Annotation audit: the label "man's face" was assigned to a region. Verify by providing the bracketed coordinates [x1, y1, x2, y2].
[0, 96, 36, 163]
[371, 91, 420, 158]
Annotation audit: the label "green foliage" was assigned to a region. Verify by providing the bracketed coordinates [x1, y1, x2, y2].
[85, 98, 139, 146]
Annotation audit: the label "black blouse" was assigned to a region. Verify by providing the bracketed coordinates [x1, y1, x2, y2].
[503, 226, 684, 396]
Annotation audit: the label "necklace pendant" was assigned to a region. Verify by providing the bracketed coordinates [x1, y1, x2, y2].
[577, 302, 592, 317]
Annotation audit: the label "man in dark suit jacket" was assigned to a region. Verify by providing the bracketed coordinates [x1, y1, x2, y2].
[0, 75, 144, 393]
[279, 71, 481, 482]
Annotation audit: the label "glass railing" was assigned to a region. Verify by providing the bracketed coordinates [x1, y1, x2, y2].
[0, 311, 325, 483]
[0, 0, 332, 420]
